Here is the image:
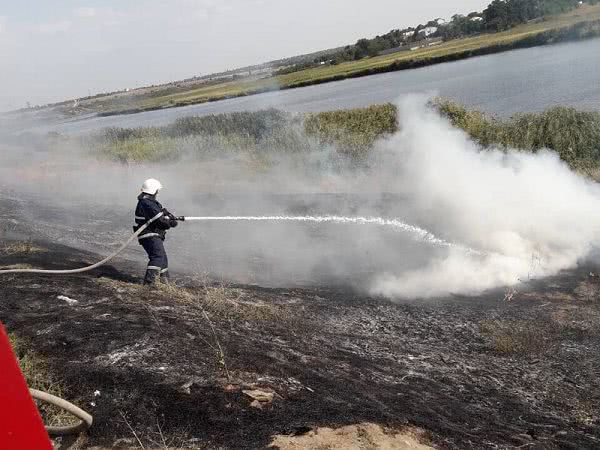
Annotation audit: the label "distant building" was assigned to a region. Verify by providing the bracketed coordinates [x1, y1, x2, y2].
[426, 37, 443, 46]
[419, 26, 438, 37]
[470, 16, 483, 22]
[392, 38, 444, 53]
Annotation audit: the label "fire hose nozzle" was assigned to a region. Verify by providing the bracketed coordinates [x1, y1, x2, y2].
[176, 216, 186, 221]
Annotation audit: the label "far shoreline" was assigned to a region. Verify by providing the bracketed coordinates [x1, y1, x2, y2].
[92, 20, 600, 119]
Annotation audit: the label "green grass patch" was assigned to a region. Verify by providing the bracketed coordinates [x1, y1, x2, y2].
[166, 108, 292, 139]
[95, 128, 181, 163]
[88, 100, 600, 178]
[304, 103, 397, 159]
[436, 99, 600, 172]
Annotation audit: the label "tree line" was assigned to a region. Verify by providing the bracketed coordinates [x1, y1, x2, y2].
[279, 0, 597, 71]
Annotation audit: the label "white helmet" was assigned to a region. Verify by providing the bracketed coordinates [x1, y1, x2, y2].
[141, 178, 163, 195]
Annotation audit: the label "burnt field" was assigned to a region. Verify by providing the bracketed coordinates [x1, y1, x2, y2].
[2, 202, 600, 449]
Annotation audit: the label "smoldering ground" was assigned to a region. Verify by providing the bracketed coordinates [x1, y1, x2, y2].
[2, 96, 600, 299]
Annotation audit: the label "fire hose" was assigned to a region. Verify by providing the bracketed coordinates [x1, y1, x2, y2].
[0, 213, 470, 278]
[29, 389, 93, 436]
[0, 211, 481, 437]
[0, 211, 167, 275]
[0, 211, 168, 436]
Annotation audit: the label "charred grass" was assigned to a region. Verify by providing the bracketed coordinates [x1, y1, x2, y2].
[2, 239, 600, 448]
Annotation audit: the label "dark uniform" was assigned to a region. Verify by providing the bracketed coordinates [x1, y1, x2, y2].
[134, 193, 178, 285]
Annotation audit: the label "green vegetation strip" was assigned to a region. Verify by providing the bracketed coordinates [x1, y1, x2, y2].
[80, 100, 600, 178]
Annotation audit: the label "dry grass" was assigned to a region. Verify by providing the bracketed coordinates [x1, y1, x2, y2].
[479, 320, 556, 354]
[0, 263, 34, 270]
[201, 282, 288, 322]
[572, 400, 599, 427]
[96, 276, 292, 382]
[0, 241, 47, 256]
[574, 280, 600, 304]
[96, 276, 289, 323]
[8, 333, 75, 428]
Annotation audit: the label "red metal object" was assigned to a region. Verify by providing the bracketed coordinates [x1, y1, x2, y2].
[0, 323, 53, 450]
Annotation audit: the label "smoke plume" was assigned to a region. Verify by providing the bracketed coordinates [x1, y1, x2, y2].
[1, 96, 600, 300]
[370, 96, 600, 298]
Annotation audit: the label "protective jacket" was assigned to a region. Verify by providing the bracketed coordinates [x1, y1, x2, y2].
[134, 193, 177, 241]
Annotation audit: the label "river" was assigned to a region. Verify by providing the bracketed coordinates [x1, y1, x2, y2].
[10, 38, 600, 134]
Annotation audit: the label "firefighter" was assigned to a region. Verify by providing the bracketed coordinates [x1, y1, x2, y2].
[134, 179, 179, 285]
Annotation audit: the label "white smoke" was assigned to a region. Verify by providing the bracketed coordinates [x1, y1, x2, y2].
[370, 96, 600, 298]
[2, 95, 600, 300]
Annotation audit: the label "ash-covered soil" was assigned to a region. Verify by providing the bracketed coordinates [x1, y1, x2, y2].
[2, 236, 600, 450]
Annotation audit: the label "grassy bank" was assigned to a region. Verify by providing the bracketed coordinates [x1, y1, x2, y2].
[438, 100, 600, 172]
[87, 100, 600, 177]
[64, 4, 600, 117]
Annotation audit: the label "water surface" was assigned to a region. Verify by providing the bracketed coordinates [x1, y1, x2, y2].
[25, 38, 600, 135]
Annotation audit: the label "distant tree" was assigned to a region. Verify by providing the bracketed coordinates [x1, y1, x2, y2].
[484, 0, 579, 31]
[307, 0, 581, 67]
[484, 0, 511, 31]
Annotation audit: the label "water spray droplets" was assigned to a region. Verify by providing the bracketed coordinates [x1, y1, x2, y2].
[184, 216, 484, 255]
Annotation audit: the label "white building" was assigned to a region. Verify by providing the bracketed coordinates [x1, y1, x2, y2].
[419, 26, 438, 37]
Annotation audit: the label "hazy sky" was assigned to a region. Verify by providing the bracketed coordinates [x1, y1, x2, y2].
[0, 0, 489, 110]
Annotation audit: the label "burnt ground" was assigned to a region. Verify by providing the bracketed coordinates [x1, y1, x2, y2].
[1, 241, 600, 449]
[0, 165, 599, 450]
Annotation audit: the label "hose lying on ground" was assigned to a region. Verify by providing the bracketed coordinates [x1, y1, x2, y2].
[0, 211, 164, 275]
[29, 389, 93, 436]
[0, 214, 151, 433]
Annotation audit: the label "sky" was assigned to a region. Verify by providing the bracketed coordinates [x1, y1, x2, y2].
[0, 0, 489, 111]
